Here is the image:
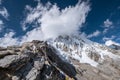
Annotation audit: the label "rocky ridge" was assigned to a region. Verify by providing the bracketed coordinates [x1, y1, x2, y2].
[0, 36, 120, 80]
[0, 40, 76, 80]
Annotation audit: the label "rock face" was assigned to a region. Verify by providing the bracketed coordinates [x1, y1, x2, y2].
[0, 39, 120, 80]
[0, 40, 76, 80]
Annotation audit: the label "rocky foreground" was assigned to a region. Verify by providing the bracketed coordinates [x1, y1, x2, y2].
[0, 40, 120, 80]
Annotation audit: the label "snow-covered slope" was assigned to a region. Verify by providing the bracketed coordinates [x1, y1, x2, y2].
[48, 35, 120, 67]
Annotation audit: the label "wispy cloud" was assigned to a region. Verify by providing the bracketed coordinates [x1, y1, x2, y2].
[103, 35, 116, 41]
[0, 32, 19, 47]
[103, 36, 119, 47]
[0, 1, 15, 47]
[102, 19, 113, 34]
[103, 19, 113, 28]
[0, 4, 9, 32]
[0, 7, 9, 19]
[87, 30, 101, 38]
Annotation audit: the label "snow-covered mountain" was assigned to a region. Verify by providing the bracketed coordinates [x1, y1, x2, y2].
[48, 35, 120, 67]
[0, 35, 120, 80]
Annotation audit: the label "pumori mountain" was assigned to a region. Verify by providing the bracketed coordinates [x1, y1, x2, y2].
[0, 35, 120, 80]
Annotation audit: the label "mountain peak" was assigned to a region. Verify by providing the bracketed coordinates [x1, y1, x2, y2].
[0, 38, 120, 80]
[50, 35, 120, 66]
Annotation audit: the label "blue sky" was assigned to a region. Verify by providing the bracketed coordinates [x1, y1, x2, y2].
[0, 0, 120, 46]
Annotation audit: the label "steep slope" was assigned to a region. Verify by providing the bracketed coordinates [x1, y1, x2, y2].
[0, 40, 76, 80]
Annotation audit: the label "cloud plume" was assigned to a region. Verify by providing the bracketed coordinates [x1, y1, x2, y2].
[0, 0, 90, 47]
[22, 0, 90, 40]
[87, 30, 101, 38]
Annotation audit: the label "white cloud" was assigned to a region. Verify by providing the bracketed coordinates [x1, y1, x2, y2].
[0, 20, 3, 24]
[102, 19, 113, 34]
[0, 6, 9, 32]
[0, 7, 9, 19]
[21, 27, 44, 43]
[0, 3, 9, 32]
[0, 32, 19, 47]
[103, 28, 109, 34]
[103, 19, 113, 28]
[103, 35, 116, 41]
[21, 3, 48, 30]
[22, 1, 90, 40]
[87, 30, 101, 38]
[0, 1, 90, 47]
[105, 40, 120, 46]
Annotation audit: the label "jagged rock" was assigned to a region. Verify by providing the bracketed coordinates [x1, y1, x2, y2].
[0, 54, 29, 68]
[41, 44, 77, 79]
[0, 40, 76, 80]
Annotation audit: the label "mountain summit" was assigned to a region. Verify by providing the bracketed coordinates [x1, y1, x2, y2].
[0, 35, 120, 80]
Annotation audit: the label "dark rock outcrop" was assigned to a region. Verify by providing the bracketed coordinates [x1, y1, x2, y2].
[0, 40, 76, 80]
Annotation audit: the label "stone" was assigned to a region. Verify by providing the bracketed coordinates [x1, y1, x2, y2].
[0, 41, 76, 80]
